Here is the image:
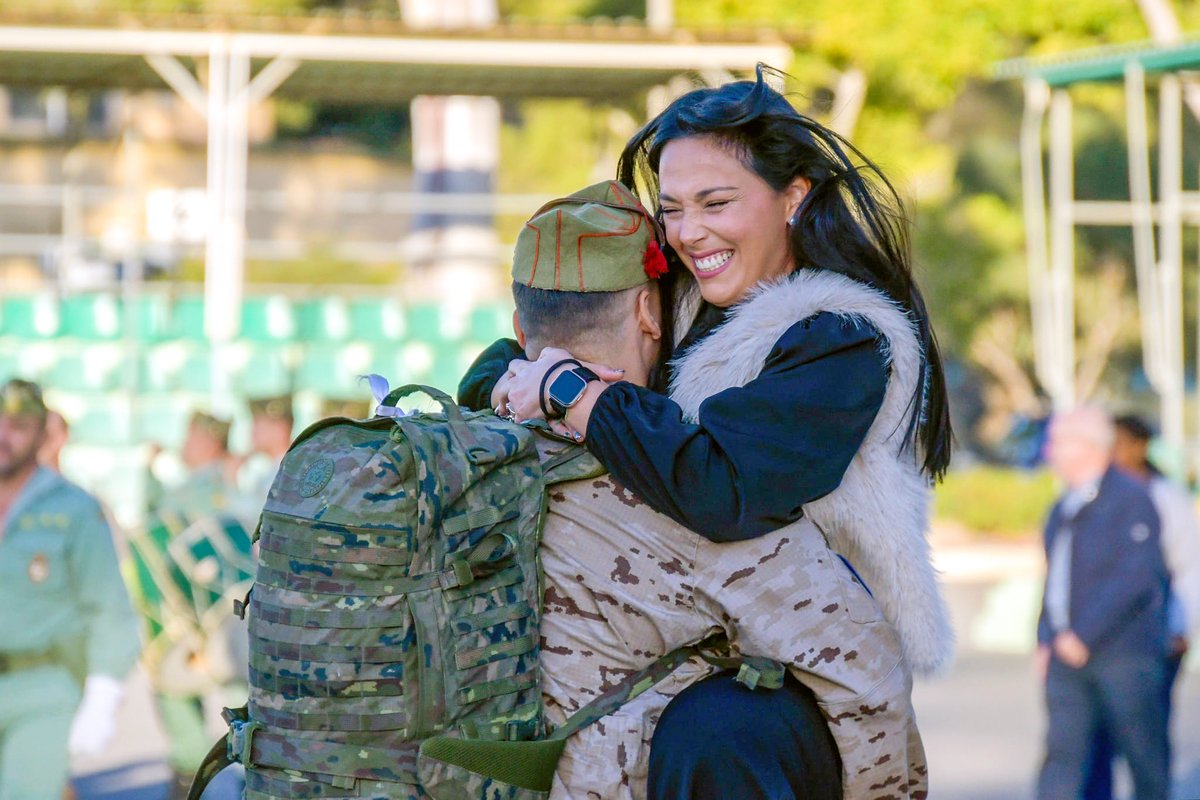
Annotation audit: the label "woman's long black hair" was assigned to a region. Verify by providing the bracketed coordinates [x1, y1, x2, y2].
[618, 64, 952, 480]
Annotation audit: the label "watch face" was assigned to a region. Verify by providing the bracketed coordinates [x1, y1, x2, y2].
[548, 369, 588, 410]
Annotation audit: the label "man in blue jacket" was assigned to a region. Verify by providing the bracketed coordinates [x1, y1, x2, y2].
[1035, 406, 1171, 800]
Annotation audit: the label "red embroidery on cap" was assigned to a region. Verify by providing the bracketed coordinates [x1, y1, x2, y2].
[643, 240, 668, 279]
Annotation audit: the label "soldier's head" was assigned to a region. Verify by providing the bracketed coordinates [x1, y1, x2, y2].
[182, 410, 231, 470]
[0, 378, 48, 480]
[510, 180, 666, 388]
[1112, 413, 1156, 479]
[1045, 406, 1114, 488]
[249, 395, 294, 460]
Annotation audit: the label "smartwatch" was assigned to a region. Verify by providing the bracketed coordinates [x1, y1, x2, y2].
[547, 365, 599, 418]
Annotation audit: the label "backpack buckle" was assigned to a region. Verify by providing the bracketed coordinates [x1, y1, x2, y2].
[228, 719, 262, 768]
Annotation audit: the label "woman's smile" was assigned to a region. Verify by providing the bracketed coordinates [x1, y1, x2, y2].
[691, 249, 734, 277]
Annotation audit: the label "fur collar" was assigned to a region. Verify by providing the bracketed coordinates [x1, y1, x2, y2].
[668, 269, 954, 676]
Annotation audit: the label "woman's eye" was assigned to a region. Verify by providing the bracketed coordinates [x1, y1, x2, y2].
[706, 200, 729, 210]
[661, 208, 681, 217]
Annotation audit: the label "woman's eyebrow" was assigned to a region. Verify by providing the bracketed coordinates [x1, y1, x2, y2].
[659, 186, 739, 203]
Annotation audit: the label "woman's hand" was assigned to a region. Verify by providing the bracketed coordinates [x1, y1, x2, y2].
[490, 360, 521, 418]
[505, 347, 623, 430]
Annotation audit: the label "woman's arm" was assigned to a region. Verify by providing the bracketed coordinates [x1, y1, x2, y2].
[583, 313, 888, 542]
[457, 338, 524, 411]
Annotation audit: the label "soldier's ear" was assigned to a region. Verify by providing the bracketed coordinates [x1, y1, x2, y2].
[636, 286, 662, 341]
[512, 310, 527, 349]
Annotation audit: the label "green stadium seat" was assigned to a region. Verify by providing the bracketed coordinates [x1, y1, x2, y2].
[469, 303, 515, 343]
[241, 295, 296, 342]
[1, 295, 60, 338]
[295, 297, 351, 342]
[175, 344, 219, 393]
[233, 343, 294, 397]
[140, 342, 192, 393]
[294, 342, 372, 397]
[169, 296, 207, 341]
[43, 342, 127, 392]
[60, 294, 123, 340]
[132, 293, 173, 342]
[349, 297, 405, 341]
[132, 392, 196, 450]
[49, 391, 132, 446]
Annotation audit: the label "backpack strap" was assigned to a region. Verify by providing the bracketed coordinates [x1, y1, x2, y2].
[186, 706, 246, 800]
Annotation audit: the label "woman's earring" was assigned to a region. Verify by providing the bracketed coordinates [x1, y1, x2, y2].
[787, 210, 800, 230]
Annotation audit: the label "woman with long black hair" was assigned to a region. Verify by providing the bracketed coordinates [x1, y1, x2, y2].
[461, 65, 953, 799]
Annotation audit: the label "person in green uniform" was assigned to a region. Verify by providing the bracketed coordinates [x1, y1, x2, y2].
[0, 379, 140, 800]
[128, 411, 255, 799]
[237, 394, 294, 507]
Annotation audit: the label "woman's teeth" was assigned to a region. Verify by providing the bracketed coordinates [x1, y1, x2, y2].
[694, 251, 732, 273]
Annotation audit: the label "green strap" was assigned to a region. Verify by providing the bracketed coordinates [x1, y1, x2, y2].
[550, 645, 698, 742]
[186, 706, 248, 800]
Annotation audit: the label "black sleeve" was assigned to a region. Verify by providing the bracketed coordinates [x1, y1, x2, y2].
[585, 313, 889, 542]
[457, 338, 524, 411]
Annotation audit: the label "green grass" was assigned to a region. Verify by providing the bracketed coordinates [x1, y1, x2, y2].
[933, 466, 1057, 539]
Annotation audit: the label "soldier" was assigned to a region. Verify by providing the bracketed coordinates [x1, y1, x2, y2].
[238, 395, 294, 507]
[0, 379, 141, 800]
[128, 410, 255, 799]
[465, 182, 927, 799]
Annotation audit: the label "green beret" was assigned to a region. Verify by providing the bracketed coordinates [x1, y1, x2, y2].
[189, 410, 231, 444]
[512, 180, 667, 293]
[249, 394, 293, 422]
[0, 379, 46, 420]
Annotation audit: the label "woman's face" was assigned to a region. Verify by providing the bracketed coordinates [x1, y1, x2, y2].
[658, 135, 807, 308]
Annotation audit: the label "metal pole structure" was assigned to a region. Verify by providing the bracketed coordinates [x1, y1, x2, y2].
[647, 0, 674, 33]
[1047, 88, 1076, 409]
[1159, 73, 1186, 457]
[1020, 78, 1055, 403]
[204, 37, 235, 410]
[1125, 63, 1168, 404]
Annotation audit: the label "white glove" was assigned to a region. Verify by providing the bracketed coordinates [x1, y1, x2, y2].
[68, 674, 124, 757]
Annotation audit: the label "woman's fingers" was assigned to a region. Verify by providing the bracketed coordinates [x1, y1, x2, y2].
[578, 360, 625, 383]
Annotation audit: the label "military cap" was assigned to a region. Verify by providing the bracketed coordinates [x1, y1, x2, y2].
[249, 394, 294, 423]
[512, 180, 668, 293]
[189, 410, 232, 444]
[0, 378, 47, 420]
[320, 397, 372, 420]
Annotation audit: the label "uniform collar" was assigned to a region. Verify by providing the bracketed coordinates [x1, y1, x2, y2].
[3, 467, 61, 533]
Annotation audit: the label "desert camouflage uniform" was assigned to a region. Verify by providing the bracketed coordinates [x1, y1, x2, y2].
[534, 435, 927, 800]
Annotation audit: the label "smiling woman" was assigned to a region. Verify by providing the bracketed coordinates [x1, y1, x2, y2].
[459, 64, 955, 800]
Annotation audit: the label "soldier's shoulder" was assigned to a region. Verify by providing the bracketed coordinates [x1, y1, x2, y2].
[42, 472, 106, 517]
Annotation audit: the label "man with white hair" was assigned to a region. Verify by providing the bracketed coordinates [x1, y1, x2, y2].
[1035, 406, 1172, 800]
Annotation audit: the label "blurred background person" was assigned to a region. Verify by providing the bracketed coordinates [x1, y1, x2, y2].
[1035, 406, 1171, 800]
[127, 410, 254, 799]
[1081, 414, 1200, 799]
[0, 379, 141, 800]
[236, 394, 294, 507]
[36, 409, 68, 474]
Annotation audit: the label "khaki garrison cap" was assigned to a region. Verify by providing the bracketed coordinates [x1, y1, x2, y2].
[0, 378, 47, 420]
[249, 394, 294, 422]
[189, 410, 232, 444]
[512, 180, 668, 293]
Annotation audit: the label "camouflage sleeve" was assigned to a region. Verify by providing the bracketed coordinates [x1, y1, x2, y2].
[70, 494, 142, 678]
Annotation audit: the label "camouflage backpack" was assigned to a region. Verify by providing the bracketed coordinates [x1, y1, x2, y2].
[190, 385, 728, 800]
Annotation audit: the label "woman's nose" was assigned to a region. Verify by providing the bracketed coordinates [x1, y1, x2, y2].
[677, 212, 706, 248]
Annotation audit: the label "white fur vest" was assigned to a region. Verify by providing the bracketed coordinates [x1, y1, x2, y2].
[668, 269, 955, 677]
